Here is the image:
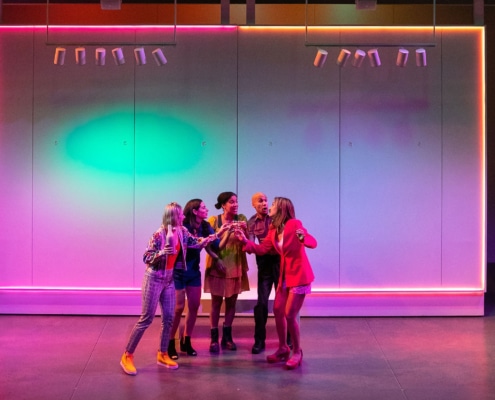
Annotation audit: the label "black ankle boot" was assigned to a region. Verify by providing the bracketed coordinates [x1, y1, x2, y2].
[209, 328, 220, 353]
[221, 324, 237, 351]
[180, 336, 197, 356]
[168, 339, 179, 360]
[251, 340, 265, 354]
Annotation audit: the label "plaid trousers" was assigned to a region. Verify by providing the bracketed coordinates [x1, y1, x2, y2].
[125, 267, 175, 354]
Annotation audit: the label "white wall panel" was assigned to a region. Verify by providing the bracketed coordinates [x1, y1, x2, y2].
[441, 30, 484, 288]
[31, 29, 136, 288]
[339, 29, 443, 289]
[0, 30, 34, 285]
[237, 28, 341, 288]
[133, 27, 239, 284]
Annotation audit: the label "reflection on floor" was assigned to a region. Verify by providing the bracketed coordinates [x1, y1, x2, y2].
[2, 296, 495, 400]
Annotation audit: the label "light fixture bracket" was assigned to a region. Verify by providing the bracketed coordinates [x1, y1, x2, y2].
[45, 0, 177, 47]
[304, 0, 437, 49]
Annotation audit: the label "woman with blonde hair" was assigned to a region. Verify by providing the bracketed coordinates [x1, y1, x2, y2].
[120, 202, 213, 376]
[237, 197, 317, 370]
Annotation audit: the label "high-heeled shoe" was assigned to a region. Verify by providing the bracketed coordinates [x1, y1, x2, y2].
[285, 350, 303, 370]
[168, 339, 179, 360]
[180, 336, 197, 356]
[266, 347, 290, 364]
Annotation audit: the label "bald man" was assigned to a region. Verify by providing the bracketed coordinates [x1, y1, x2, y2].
[247, 192, 281, 354]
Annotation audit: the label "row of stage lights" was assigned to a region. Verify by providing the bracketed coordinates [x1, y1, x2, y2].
[53, 47, 168, 66]
[314, 48, 427, 68]
[53, 46, 426, 68]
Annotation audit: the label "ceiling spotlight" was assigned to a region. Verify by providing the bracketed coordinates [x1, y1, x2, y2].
[54, 47, 66, 66]
[134, 48, 146, 66]
[75, 47, 86, 66]
[313, 49, 328, 68]
[112, 48, 125, 65]
[96, 48, 106, 66]
[367, 49, 381, 67]
[152, 48, 168, 66]
[336, 49, 351, 67]
[416, 48, 427, 67]
[396, 49, 409, 67]
[352, 49, 366, 68]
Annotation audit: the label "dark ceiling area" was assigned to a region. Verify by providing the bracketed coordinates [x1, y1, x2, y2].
[1, 0, 488, 4]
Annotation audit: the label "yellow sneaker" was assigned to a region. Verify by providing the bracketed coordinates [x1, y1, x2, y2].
[120, 352, 137, 376]
[157, 351, 179, 370]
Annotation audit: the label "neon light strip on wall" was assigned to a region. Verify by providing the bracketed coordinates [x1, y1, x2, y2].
[0, 25, 485, 294]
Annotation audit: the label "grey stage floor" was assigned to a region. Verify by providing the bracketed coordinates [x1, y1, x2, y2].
[2, 297, 495, 400]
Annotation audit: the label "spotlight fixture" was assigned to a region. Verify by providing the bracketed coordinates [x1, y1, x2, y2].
[336, 49, 351, 67]
[54, 47, 66, 66]
[313, 49, 328, 68]
[134, 48, 146, 66]
[396, 49, 409, 67]
[352, 50, 366, 68]
[416, 48, 427, 67]
[75, 47, 86, 66]
[96, 48, 106, 66]
[367, 49, 381, 67]
[112, 48, 125, 65]
[152, 48, 168, 66]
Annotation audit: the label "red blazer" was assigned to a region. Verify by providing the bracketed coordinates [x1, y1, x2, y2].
[243, 219, 317, 288]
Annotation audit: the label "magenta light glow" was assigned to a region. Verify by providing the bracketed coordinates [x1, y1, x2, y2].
[0, 25, 485, 298]
[20, 25, 237, 30]
[0, 286, 485, 294]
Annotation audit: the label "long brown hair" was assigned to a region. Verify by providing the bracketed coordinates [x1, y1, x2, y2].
[270, 197, 295, 234]
[184, 199, 202, 228]
[183, 198, 211, 237]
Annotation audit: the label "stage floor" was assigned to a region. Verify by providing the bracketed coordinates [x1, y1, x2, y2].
[2, 296, 495, 400]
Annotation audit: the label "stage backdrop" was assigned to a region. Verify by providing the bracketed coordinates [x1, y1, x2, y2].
[0, 25, 485, 316]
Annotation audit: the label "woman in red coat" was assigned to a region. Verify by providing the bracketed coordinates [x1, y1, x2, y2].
[237, 197, 317, 370]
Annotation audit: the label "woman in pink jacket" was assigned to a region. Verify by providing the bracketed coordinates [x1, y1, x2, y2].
[237, 197, 317, 370]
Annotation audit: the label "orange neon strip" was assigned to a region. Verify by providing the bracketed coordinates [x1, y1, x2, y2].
[480, 27, 487, 291]
[239, 26, 483, 32]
